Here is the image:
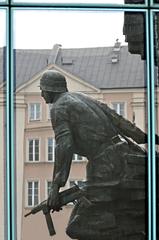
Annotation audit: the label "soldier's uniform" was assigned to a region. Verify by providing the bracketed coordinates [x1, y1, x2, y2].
[50, 92, 148, 240]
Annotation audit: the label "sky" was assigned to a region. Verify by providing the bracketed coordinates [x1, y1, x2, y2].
[0, 10, 6, 47]
[0, 8, 127, 49]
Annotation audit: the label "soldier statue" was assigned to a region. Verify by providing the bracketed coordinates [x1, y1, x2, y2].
[40, 70, 157, 240]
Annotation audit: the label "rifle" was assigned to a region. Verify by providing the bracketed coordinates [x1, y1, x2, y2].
[24, 184, 91, 236]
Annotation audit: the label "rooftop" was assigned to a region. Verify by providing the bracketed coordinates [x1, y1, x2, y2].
[0, 43, 147, 90]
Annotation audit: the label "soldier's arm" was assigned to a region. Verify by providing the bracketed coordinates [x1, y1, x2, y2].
[105, 105, 159, 144]
[100, 102, 148, 144]
[53, 121, 74, 188]
[50, 106, 74, 188]
[114, 114, 147, 144]
[47, 107, 74, 209]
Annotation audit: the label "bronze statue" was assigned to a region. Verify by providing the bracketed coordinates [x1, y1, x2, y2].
[40, 70, 155, 240]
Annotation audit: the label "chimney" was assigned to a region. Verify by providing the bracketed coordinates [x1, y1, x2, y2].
[48, 44, 62, 65]
[111, 39, 121, 64]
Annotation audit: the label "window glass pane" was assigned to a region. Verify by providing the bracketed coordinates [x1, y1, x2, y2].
[0, 9, 6, 240]
[34, 196, 38, 205]
[35, 139, 39, 161]
[69, 180, 75, 187]
[14, 9, 148, 240]
[73, 154, 83, 161]
[34, 181, 38, 189]
[77, 180, 84, 187]
[48, 138, 55, 161]
[29, 103, 40, 120]
[112, 102, 125, 117]
[29, 140, 33, 161]
[27, 181, 39, 206]
[69, 180, 84, 188]
[34, 182, 39, 205]
[28, 182, 33, 206]
[28, 196, 32, 206]
[29, 104, 34, 120]
[28, 139, 39, 161]
[34, 189, 38, 195]
[36, 103, 40, 119]
[28, 188, 32, 195]
[48, 104, 52, 119]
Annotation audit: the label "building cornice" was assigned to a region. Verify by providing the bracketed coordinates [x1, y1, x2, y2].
[25, 125, 52, 132]
[101, 88, 147, 94]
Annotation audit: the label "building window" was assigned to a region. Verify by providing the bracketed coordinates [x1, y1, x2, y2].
[28, 139, 39, 161]
[69, 179, 85, 188]
[112, 102, 125, 117]
[48, 138, 55, 161]
[46, 181, 52, 198]
[48, 104, 53, 120]
[72, 154, 83, 161]
[29, 103, 41, 121]
[27, 181, 39, 207]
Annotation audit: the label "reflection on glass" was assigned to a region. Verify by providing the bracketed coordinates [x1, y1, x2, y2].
[14, 10, 147, 240]
[124, 12, 146, 59]
[0, 9, 6, 240]
[13, 0, 125, 4]
[154, 13, 159, 238]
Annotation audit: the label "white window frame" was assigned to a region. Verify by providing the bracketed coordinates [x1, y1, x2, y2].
[47, 104, 53, 120]
[26, 180, 40, 207]
[27, 138, 40, 162]
[28, 102, 41, 122]
[111, 102, 126, 118]
[46, 137, 55, 162]
[45, 180, 52, 199]
[72, 154, 84, 162]
[69, 179, 85, 188]
[67, 179, 85, 205]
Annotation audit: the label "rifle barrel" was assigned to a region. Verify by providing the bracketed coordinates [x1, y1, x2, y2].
[24, 212, 32, 217]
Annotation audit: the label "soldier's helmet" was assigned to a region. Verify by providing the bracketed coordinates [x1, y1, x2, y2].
[40, 70, 67, 92]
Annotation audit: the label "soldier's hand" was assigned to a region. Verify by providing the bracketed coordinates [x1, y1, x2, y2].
[47, 183, 60, 211]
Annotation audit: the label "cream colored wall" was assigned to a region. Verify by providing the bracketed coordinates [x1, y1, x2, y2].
[66, 75, 98, 93]
[23, 205, 73, 240]
[131, 92, 147, 131]
[103, 91, 133, 120]
[0, 92, 5, 240]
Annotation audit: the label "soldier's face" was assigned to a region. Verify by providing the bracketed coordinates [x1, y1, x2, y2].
[41, 90, 54, 104]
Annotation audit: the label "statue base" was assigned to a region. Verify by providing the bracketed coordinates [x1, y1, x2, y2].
[66, 153, 148, 240]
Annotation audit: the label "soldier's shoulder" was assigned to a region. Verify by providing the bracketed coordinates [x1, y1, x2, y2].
[50, 93, 77, 112]
[57, 92, 82, 106]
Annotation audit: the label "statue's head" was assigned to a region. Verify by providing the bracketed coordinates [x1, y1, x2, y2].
[40, 70, 68, 103]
